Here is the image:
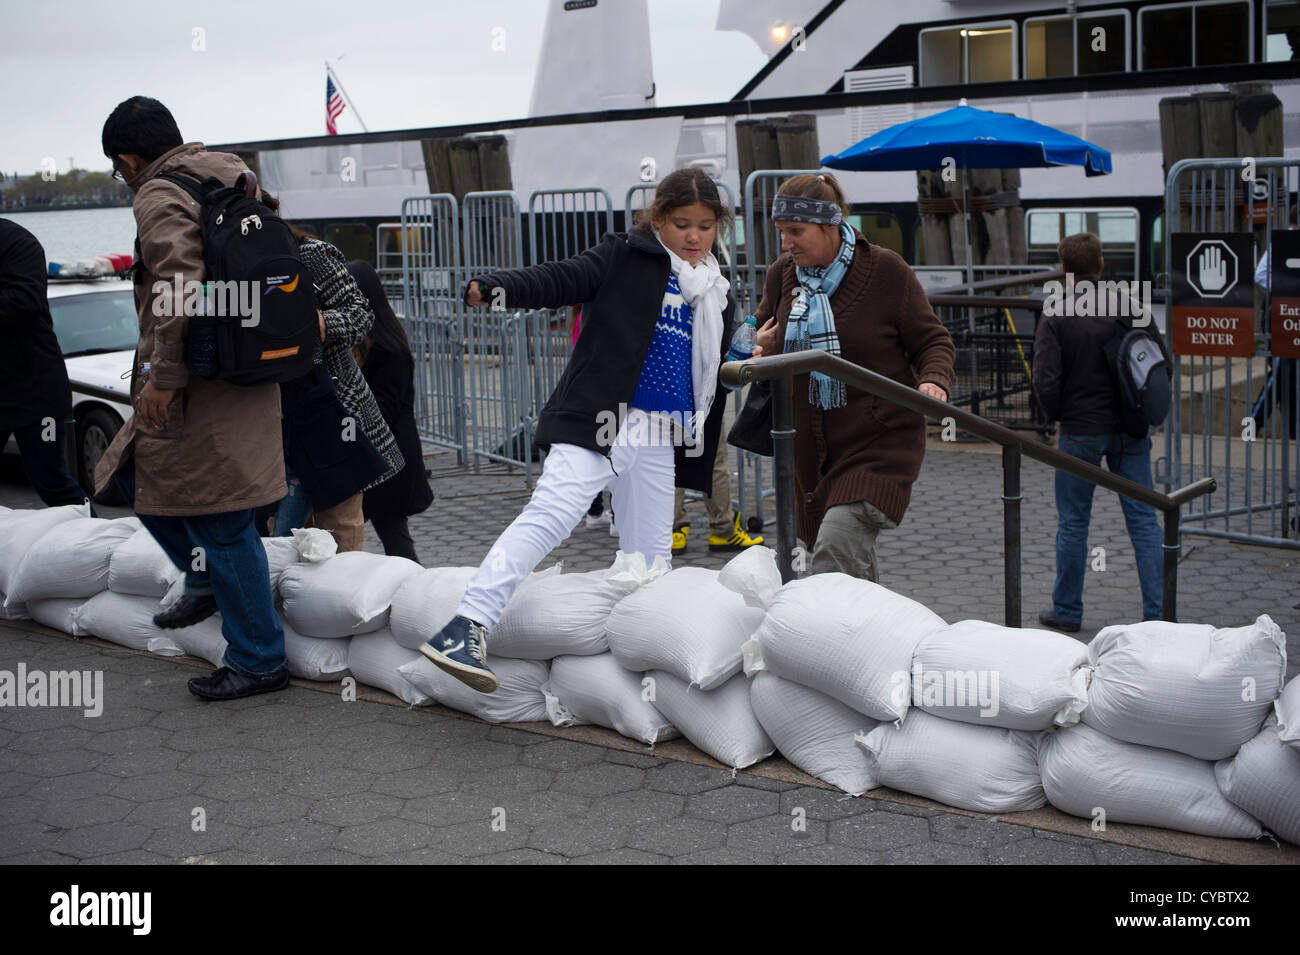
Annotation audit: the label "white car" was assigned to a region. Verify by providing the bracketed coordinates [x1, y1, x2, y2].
[47, 278, 136, 504]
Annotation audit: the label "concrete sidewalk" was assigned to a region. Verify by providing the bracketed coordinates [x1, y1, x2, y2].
[0, 444, 1296, 864]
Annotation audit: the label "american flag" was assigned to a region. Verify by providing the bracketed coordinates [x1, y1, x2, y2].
[326, 75, 345, 135]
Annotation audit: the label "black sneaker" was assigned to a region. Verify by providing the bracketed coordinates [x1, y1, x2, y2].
[1037, 609, 1081, 633]
[419, 615, 499, 693]
[188, 666, 289, 701]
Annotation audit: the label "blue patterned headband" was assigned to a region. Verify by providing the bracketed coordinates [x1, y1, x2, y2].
[771, 194, 842, 225]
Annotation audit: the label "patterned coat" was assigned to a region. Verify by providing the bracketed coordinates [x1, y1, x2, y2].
[297, 238, 403, 489]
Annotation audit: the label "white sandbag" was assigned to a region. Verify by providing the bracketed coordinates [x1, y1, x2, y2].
[856, 709, 1045, 813]
[169, 617, 227, 668]
[750, 673, 879, 796]
[398, 655, 549, 723]
[1082, 615, 1287, 760]
[27, 597, 86, 636]
[545, 653, 679, 745]
[912, 619, 1090, 730]
[490, 552, 663, 659]
[170, 614, 351, 682]
[346, 629, 433, 706]
[5, 517, 139, 606]
[279, 552, 422, 639]
[290, 526, 337, 562]
[0, 503, 90, 596]
[1275, 676, 1300, 751]
[1215, 715, 1300, 846]
[388, 566, 479, 650]
[0, 598, 29, 620]
[108, 527, 182, 596]
[261, 536, 301, 587]
[71, 591, 183, 656]
[744, 573, 946, 722]
[387, 564, 562, 651]
[717, 545, 782, 610]
[1040, 723, 1262, 839]
[284, 627, 351, 682]
[607, 567, 763, 689]
[646, 670, 774, 769]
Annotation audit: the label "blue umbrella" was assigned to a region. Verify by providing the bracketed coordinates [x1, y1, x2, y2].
[821, 101, 1112, 285]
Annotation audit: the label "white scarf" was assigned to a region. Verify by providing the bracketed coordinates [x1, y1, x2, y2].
[653, 229, 730, 439]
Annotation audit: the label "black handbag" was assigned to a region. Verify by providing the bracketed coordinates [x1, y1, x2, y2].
[279, 364, 389, 511]
[727, 379, 774, 456]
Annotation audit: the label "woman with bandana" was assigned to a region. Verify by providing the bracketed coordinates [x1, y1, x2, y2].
[752, 174, 956, 583]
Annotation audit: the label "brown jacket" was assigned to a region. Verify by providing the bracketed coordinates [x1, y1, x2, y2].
[93, 143, 286, 515]
[755, 233, 955, 543]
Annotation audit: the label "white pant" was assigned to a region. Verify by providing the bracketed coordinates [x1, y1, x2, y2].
[458, 409, 677, 629]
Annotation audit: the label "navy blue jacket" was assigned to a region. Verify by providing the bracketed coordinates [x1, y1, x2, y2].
[468, 227, 738, 494]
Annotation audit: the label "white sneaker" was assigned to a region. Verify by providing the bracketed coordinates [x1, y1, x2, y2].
[584, 511, 611, 529]
[609, 519, 618, 537]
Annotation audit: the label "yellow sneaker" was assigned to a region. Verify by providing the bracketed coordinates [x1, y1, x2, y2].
[709, 512, 765, 552]
[672, 523, 690, 555]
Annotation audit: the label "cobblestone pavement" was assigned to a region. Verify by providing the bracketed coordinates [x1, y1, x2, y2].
[0, 444, 1295, 864]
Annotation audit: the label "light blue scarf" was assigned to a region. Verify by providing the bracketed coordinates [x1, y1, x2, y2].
[784, 222, 855, 409]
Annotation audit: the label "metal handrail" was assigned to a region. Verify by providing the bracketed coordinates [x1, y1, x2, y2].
[69, 381, 132, 407]
[721, 350, 1217, 625]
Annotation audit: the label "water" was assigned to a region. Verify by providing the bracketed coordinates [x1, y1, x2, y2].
[1, 207, 136, 263]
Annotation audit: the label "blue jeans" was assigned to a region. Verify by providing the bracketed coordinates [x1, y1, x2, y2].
[273, 476, 313, 537]
[1053, 432, 1163, 625]
[114, 460, 286, 677]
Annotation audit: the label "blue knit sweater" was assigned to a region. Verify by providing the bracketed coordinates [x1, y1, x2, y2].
[631, 271, 693, 419]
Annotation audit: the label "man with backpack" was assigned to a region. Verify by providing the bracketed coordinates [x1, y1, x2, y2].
[1033, 232, 1171, 632]
[94, 96, 294, 700]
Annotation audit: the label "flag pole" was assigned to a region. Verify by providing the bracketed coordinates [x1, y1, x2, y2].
[325, 60, 369, 133]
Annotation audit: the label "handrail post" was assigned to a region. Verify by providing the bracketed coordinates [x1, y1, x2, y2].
[1162, 506, 1180, 622]
[1002, 443, 1022, 627]
[772, 374, 798, 583]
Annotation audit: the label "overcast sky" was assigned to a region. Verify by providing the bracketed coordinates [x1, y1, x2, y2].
[0, 0, 766, 176]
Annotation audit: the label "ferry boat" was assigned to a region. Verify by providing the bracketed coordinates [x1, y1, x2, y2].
[210, 0, 1299, 288]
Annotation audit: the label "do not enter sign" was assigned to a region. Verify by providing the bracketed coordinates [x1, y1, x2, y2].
[1170, 233, 1255, 357]
[1269, 231, 1300, 359]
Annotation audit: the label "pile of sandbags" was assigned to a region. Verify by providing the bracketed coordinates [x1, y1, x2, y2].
[1036, 616, 1288, 841]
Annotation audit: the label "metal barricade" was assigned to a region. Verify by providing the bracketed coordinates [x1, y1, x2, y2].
[400, 194, 466, 461]
[461, 191, 534, 481]
[526, 189, 616, 435]
[1163, 157, 1299, 548]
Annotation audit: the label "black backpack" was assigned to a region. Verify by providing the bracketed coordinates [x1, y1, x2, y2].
[1104, 316, 1172, 439]
[148, 171, 320, 386]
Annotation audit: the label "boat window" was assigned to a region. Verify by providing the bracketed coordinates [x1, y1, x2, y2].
[846, 212, 903, 259]
[1266, 0, 1300, 60]
[324, 223, 374, 264]
[1140, 1, 1251, 69]
[1026, 11, 1130, 78]
[1077, 12, 1129, 74]
[919, 21, 1016, 85]
[1026, 207, 1140, 281]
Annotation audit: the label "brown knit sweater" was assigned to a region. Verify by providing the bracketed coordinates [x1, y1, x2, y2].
[754, 233, 955, 544]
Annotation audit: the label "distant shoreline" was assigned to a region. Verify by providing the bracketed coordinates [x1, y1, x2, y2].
[1, 202, 133, 213]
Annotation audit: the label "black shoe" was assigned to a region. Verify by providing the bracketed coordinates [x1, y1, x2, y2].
[187, 666, 289, 701]
[1038, 610, 1081, 633]
[154, 594, 218, 629]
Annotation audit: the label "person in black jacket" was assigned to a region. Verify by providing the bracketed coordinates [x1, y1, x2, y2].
[1033, 231, 1165, 632]
[0, 219, 91, 509]
[419, 168, 738, 693]
[347, 260, 433, 561]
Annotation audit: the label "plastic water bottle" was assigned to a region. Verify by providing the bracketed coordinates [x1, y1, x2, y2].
[727, 314, 758, 362]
